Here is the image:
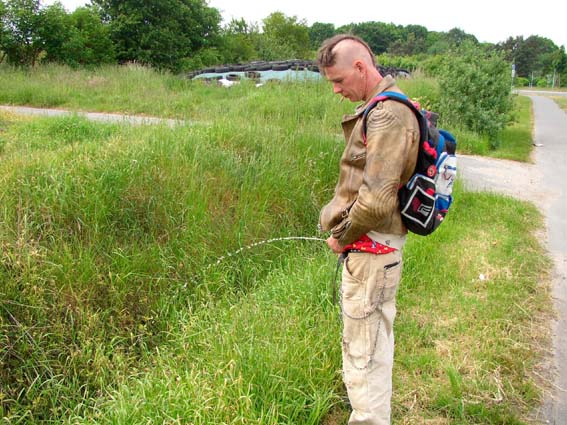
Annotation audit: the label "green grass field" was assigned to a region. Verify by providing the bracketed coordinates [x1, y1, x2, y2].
[0, 64, 533, 161]
[0, 65, 550, 424]
[551, 95, 567, 113]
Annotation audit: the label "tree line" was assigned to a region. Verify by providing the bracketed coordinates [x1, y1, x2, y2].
[1, 0, 566, 86]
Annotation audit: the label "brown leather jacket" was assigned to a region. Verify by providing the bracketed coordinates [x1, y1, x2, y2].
[319, 75, 420, 246]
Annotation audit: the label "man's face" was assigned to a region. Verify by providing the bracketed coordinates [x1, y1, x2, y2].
[323, 62, 364, 102]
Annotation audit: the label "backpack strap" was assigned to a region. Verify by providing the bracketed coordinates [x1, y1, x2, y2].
[362, 91, 429, 152]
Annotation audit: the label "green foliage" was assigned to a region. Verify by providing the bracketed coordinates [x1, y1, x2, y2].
[452, 95, 534, 161]
[514, 76, 529, 87]
[36, 2, 69, 63]
[40, 5, 114, 67]
[418, 54, 447, 77]
[437, 44, 513, 148]
[65, 6, 115, 65]
[262, 12, 310, 59]
[338, 21, 401, 55]
[445, 27, 479, 47]
[308, 22, 335, 50]
[536, 78, 548, 88]
[376, 53, 421, 71]
[216, 18, 259, 65]
[426, 31, 451, 55]
[497, 35, 566, 81]
[387, 25, 428, 55]
[92, 0, 221, 72]
[1, 0, 43, 66]
[1, 0, 564, 79]
[180, 46, 223, 71]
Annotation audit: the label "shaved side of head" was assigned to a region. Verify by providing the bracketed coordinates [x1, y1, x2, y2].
[317, 34, 376, 73]
[332, 39, 375, 71]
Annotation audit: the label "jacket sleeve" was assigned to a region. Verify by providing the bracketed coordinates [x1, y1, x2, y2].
[334, 106, 415, 245]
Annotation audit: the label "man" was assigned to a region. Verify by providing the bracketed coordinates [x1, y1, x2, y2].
[317, 34, 420, 424]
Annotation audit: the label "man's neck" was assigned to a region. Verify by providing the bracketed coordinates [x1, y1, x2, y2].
[363, 72, 383, 101]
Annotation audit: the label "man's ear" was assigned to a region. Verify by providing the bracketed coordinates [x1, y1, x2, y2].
[353, 59, 366, 74]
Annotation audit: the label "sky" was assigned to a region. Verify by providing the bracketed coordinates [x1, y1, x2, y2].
[44, 0, 567, 49]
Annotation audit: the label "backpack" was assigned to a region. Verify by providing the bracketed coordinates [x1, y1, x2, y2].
[362, 91, 457, 236]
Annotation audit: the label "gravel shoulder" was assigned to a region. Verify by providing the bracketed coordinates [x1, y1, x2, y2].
[459, 153, 551, 205]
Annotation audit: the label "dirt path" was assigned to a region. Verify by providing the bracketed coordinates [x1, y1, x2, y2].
[0, 105, 185, 127]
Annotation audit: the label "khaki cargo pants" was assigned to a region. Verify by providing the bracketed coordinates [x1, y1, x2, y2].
[340, 250, 403, 425]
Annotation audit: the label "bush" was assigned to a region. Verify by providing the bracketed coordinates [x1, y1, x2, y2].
[419, 55, 446, 77]
[180, 47, 223, 71]
[376, 54, 420, 71]
[514, 77, 529, 87]
[437, 44, 513, 148]
[536, 78, 548, 88]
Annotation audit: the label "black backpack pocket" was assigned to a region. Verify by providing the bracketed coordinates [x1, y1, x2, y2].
[399, 174, 440, 236]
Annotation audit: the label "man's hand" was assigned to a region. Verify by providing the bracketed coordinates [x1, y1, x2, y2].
[326, 236, 344, 254]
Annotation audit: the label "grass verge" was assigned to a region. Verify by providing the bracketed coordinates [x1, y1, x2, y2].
[551, 95, 567, 113]
[0, 94, 551, 423]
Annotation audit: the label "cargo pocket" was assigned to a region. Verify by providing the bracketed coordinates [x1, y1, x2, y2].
[375, 258, 402, 304]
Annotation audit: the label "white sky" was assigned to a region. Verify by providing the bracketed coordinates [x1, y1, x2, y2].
[44, 0, 567, 49]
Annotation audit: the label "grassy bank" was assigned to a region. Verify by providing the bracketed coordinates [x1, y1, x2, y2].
[0, 68, 550, 423]
[0, 64, 532, 161]
[551, 95, 567, 112]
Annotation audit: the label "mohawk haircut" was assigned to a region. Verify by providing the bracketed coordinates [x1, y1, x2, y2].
[316, 34, 376, 69]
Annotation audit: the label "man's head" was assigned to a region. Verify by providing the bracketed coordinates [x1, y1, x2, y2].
[317, 34, 382, 102]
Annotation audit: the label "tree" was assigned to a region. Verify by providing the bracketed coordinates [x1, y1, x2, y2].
[445, 27, 478, 47]
[216, 18, 258, 64]
[65, 6, 115, 66]
[498, 35, 558, 80]
[0, 0, 7, 61]
[309, 22, 335, 49]
[1, 0, 43, 66]
[92, 0, 221, 72]
[261, 11, 309, 59]
[553, 46, 567, 87]
[37, 1, 70, 63]
[497, 36, 522, 63]
[38, 3, 114, 67]
[338, 21, 401, 55]
[388, 28, 427, 56]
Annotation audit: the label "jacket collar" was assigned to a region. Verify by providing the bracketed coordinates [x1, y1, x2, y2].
[355, 74, 397, 116]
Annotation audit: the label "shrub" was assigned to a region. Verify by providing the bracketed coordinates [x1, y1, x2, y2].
[376, 54, 420, 71]
[514, 77, 529, 87]
[536, 78, 548, 88]
[437, 44, 513, 149]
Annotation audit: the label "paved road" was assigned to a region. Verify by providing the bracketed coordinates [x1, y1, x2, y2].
[462, 94, 567, 423]
[530, 95, 567, 424]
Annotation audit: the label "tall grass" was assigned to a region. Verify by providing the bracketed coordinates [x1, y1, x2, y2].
[0, 68, 550, 423]
[0, 63, 533, 161]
